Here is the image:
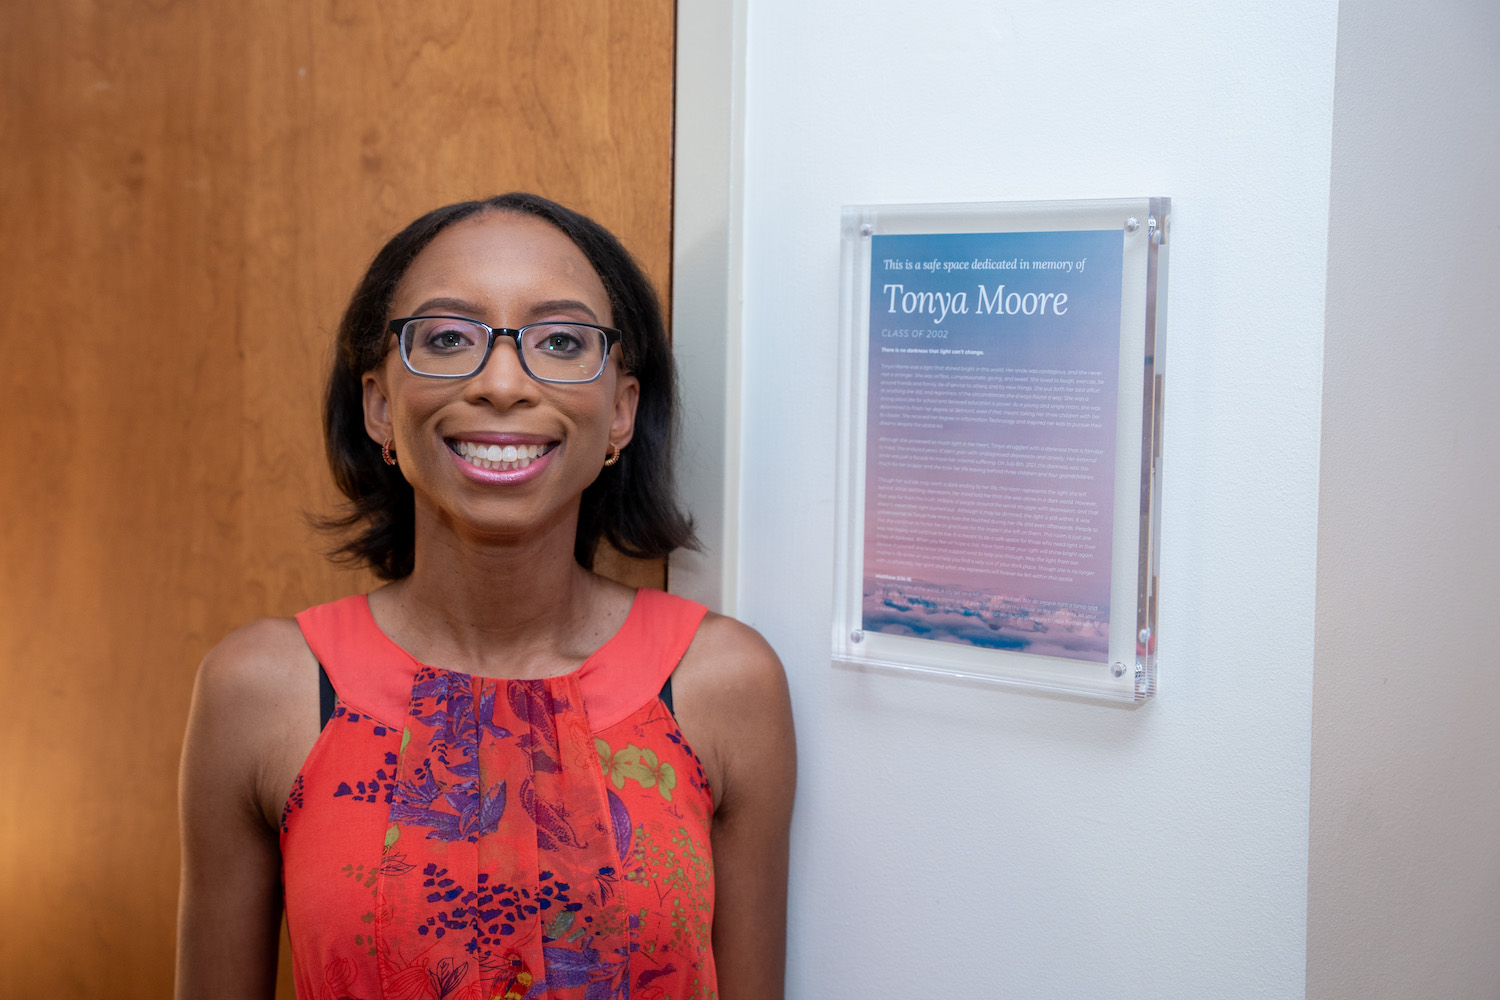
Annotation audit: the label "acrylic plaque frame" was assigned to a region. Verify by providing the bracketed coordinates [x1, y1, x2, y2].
[832, 198, 1168, 703]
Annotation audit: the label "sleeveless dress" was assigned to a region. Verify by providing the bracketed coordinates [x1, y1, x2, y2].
[282, 589, 717, 1000]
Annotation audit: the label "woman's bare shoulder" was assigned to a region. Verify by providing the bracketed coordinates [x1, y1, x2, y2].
[178, 617, 316, 995]
[184, 617, 323, 832]
[671, 613, 794, 811]
[679, 612, 784, 685]
[204, 616, 313, 666]
[194, 617, 317, 716]
[671, 612, 795, 997]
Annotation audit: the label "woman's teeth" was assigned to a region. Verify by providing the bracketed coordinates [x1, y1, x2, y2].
[451, 440, 549, 471]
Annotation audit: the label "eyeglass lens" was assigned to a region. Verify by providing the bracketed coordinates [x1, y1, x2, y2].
[400, 318, 607, 381]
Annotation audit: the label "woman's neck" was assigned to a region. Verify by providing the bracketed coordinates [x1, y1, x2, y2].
[368, 504, 632, 679]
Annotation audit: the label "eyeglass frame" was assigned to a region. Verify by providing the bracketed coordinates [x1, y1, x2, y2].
[386, 315, 625, 384]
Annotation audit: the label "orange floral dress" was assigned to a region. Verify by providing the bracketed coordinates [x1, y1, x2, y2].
[282, 589, 716, 1000]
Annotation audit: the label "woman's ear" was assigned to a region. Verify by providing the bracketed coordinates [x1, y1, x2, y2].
[610, 373, 640, 450]
[363, 368, 393, 448]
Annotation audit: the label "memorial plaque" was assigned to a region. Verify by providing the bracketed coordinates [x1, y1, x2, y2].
[833, 199, 1169, 702]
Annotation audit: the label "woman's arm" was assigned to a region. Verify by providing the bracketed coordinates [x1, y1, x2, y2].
[674, 616, 797, 1000]
[176, 619, 315, 1000]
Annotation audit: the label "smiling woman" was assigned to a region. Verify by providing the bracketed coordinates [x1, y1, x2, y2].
[175, 195, 796, 1000]
[322, 194, 694, 579]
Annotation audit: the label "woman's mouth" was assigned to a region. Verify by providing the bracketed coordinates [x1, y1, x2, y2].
[447, 439, 555, 472]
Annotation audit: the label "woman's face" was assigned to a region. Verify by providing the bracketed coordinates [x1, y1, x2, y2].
[362, 210, 639, 543]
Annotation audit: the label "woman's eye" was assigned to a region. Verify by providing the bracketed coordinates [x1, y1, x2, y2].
[424, 325, 478, 351]
[532, 326, 584, 353]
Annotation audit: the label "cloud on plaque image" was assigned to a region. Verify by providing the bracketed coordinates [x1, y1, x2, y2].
[861, 584, 1109, 661]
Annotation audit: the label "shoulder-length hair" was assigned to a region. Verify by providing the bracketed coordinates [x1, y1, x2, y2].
[321, 192, 696, 579]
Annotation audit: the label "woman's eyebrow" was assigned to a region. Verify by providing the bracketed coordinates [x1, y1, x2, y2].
[527, 298, 600, 322]
[407, 297, 601, 323]
[411, 296, 485, 316]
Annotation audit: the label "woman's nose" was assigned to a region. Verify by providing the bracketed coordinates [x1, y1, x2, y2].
[463, 335, 541, 408]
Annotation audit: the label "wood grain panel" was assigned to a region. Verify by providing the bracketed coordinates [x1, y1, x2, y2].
[0, 2, 674, 996]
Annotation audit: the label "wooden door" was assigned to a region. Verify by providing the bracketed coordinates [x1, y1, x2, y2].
[0, 2, 674, 996]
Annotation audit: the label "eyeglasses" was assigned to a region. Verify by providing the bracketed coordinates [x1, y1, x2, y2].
[388, 315, 623, 383]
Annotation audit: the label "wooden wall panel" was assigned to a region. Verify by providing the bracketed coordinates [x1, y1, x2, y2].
[0, 2, 674, 996]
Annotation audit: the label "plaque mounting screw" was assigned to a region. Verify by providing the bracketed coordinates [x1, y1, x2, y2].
[859, 224, 874, 237]
[1111, 661, 1126, 678]
[1138, 627, 1151, 644]
[1124, 217, 1140, 233]
[850, 630, 865, 643]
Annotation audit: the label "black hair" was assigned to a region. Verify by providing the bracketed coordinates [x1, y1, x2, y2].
[320, 192, 696, 579]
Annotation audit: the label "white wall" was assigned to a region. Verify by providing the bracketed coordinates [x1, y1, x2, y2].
[729, 1, 1339, 995]
[1307, 2, 1500, 997]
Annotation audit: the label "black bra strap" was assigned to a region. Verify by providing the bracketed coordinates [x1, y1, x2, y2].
[658, 676, 675, 717]
[318, 663, 335, 730]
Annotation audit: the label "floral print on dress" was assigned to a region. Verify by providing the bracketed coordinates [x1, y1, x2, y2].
[284, 591, 717, 1000]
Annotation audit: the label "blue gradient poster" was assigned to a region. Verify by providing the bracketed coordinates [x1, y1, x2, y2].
[862, 229, 1123, 661]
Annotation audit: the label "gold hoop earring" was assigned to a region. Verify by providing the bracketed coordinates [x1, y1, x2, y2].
[382, 439, 397, 466]
[603, 443, 621, 467]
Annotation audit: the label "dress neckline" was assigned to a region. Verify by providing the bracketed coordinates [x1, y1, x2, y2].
[355, 588, 643, 684]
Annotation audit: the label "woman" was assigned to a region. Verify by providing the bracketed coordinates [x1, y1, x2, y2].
[177, 194, 795, 1000]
